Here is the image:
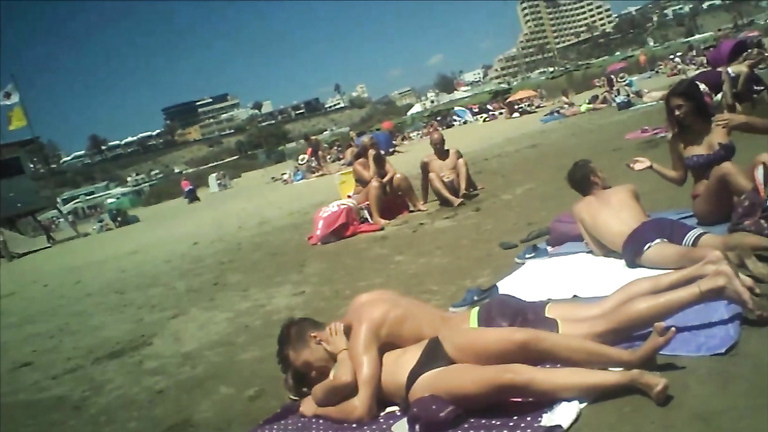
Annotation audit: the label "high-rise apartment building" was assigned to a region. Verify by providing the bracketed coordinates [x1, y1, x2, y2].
[489, 0, 616, 83]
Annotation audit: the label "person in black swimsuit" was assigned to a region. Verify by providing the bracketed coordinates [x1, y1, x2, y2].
[292, 321, 674, 421]
[628, 79, 768, 229]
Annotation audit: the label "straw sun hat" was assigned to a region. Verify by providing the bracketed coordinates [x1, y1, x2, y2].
[616, 73, 629, 83]
[297, 154, 309, 165]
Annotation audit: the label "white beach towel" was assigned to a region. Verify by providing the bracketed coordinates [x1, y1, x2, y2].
[496, 253, 669, 301]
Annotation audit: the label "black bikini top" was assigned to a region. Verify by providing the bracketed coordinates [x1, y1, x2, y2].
[683, 141, 736, 171]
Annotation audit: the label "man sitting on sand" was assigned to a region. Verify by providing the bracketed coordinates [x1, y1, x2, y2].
[567, 159, 768, 274]
[351, 136, 426, 225]
[278, 254, 762, 420]
[420, 131, 482, 207]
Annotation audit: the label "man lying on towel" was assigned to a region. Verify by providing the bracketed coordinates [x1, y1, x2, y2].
[285, 321, 671, 423]
[277, 257, 762, 421]
[567, 159, 768, 274]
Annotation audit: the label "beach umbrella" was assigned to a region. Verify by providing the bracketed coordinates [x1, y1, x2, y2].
[381, 120, 394, 130]
[606, 61, 628, 73]
[506, 89, 538, 102]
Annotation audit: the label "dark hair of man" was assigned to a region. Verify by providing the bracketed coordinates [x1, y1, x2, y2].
[276, 317, 326, 374]
[566, 159, 597, 196]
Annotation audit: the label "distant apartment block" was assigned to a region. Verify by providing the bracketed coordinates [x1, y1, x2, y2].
[489, 0, 616, 84]
[390, 88, 418, 106]
[258, 98, 325, 126]
[461, 69, 485, 84]
[161, 94, 241, 129]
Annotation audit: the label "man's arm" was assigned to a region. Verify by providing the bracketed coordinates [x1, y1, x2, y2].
[305, 322, 381, 422]
[420, 159, 431, 204]
[714, 113, 768, 135]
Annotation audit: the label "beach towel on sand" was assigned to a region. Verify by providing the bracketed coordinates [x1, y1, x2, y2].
[496, 253, 743, 356]
[308, 200, 382, 245]
[252, 397, 569, 432]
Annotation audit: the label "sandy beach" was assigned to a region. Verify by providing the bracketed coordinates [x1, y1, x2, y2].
[2, 75, 767, 432]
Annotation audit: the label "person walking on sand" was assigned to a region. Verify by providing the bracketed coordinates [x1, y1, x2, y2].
[181, 177, 200, 204]
[420, 131, 482, 207]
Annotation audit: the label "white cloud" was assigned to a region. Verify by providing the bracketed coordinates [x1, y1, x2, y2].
[388, 68, 403, 78]
[426, 54, 444, 66]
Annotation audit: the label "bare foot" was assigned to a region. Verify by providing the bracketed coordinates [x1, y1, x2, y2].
[372, 217, 390, 226]
[413, 203, 428, 212]
[631, 370, 669, 406]
[449, 198, 465, 207]
[633, 323, 677, 369]
[711, 265, 756, 313]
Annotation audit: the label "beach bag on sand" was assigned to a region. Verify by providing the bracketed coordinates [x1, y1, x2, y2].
[308, 200, 382, 245]
[546, 212, 583, 247]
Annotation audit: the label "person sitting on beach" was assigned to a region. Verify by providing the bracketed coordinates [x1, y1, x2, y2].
[420, 131, 481, 207]
[278, 254, 763, 420]
[351, 136, 426, 225]
[568, 159, 768, 273]
[287, 320, 672, 421]
[627, 79, 768, 229]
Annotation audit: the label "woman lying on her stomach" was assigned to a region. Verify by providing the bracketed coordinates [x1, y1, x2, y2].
[288, 322, 674, 422]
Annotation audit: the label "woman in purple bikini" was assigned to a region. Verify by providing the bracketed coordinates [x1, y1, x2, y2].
[628, 79, 768, 234]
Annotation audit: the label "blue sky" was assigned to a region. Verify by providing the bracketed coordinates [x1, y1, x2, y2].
[0, 1, 648, 154]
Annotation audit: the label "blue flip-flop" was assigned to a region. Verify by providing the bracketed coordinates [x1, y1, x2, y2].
[449, 285, 499, 312]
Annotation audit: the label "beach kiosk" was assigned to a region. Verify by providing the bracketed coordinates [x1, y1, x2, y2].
[0, 137, 79, 260]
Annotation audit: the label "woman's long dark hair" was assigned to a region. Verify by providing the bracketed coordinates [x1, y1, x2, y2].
[663, 78, 714, 134]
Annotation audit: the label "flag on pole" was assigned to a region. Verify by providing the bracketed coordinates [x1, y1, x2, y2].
[1, 82, 20, 105]
[8, 105, 28, 130]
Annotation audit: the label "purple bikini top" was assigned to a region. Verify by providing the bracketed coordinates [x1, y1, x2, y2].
[683, 141, 736, 170]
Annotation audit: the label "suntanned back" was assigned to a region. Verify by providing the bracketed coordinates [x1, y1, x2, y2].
[342, 290, 465, 350]
[578, 185, 650, 252]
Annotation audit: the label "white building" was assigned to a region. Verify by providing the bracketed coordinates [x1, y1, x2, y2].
[261, 101, 274, 113]
[350, 84, 369, 99]
[489, 0, 616, 84]
[325, 94, 347, 111]
[461, 69, 485, 84]
[390, 88, 418, 106]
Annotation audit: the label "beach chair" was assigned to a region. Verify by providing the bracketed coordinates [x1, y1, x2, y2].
[334, 169, 373, 223]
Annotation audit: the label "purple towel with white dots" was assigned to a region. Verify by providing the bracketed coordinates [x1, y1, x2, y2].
[252, 397, 563, 432]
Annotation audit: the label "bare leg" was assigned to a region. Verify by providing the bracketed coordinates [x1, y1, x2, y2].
[456, 159, 481, 196]
[698, 234, 768, 280]
[693, 162, 755, 225]
[427, 172, 463, 207]
[440, 325, 675, 371]
[560, 265, 759, 344]
[366, 179, 389, 226]
[393, 173, 427, 211]
[548, 251, 724, 321]
[408, 365, 669, 410]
